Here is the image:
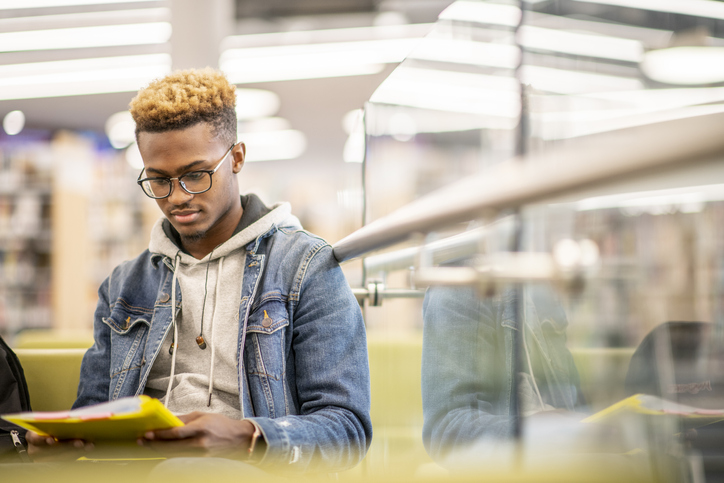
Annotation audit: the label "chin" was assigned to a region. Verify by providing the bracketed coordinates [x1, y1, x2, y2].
[180, 229, 207, 243]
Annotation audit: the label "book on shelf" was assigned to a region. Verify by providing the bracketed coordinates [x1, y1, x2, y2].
[1, 395, 183, 441]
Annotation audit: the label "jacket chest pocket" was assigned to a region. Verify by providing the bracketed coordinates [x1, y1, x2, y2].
[245, 300, 289, 381]
[102, 302, 152, 380]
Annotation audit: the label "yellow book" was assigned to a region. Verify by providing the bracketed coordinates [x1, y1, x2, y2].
[584, 393, 724, 426]
[1, 395, 183, 441]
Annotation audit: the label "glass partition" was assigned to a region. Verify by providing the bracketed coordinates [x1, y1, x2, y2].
[356, 1, 724, 481]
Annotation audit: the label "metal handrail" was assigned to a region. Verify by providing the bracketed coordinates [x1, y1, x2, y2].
[333, 110, 724, 263]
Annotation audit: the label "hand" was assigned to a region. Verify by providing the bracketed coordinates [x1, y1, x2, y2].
[139, 412, 259, 459]
[25, 430, 95, 461]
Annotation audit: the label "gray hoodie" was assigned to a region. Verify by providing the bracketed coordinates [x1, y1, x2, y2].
[144, 194, 300, 418]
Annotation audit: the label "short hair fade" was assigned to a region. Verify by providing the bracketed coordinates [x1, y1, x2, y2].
[129, 67, 237, 144]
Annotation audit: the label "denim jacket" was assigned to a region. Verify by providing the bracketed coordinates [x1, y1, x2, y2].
[74, 220, 372, 473]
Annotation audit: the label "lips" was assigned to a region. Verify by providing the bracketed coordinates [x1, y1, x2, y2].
[170, 210, 200, 224]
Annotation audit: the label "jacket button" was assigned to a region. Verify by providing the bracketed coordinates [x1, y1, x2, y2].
[159, 293, 170, 303]
[262, 317, 273, 328]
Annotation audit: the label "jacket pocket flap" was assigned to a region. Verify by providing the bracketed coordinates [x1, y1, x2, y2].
[102, 300, 152, 334]
[247, 300, 289, 334]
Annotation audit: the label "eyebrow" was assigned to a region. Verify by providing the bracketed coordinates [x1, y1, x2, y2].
[144, 160, 207, 177]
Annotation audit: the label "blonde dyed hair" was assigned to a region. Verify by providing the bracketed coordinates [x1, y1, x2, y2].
[129, 67, 237, 144]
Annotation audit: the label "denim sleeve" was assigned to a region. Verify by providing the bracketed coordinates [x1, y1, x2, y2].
[248, 243, 372, 473]
[421, 285, 513, 464]
[73, 276, 113, 409]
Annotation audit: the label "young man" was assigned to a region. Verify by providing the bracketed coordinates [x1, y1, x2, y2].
[27, 68, 372, 473]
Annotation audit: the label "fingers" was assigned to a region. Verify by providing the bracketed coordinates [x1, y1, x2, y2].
[146, 422, 200, 441]
[25, 430, 53, 446]
[177, 412, 205, 424]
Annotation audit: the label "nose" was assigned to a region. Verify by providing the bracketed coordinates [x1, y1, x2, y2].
[166, 179, 194, 205]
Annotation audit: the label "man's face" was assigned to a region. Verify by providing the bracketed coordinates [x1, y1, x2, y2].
[137, 123, 245, 247]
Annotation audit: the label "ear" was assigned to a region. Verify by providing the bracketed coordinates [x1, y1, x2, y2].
[231, 142, 246, 173]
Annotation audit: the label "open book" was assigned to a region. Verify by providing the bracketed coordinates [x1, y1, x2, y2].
[1, 395, 183, 441]
[584, 393, 724, 427]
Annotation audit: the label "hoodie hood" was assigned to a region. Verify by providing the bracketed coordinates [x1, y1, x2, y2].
[149, 197, 300, 264]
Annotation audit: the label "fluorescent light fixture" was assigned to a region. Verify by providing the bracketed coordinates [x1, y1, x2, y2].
[439, 1, 521, 27]
[519, 25, 643, 63]
[0, 54, 172, 100]
[0, 0, 158, 8]
[573, 0, 724, 20]
[342, 109, 363, 135]
[520, 65, 643, 94]
[370, 67, 520, 119]
[221, 38, 419, 84]
[642, 47, 724, 85]
[235, 88, 280, 120]
[241, 130, 307, 162]
[573, 183, 724, 214]
[343, 132, 365, 163]
[343, 109, 365, 163]
[368, 107, 511, 136]
[239, 117, 290, 132]
[409, 38, 520, 69]
[534, 103, 724, 140]
[105, 111, 135, 149]
[582, 87, 724, 110]
[3, 110, 25, 136]
[0, 22, 171, 52]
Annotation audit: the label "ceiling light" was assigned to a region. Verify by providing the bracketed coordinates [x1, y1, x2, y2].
[409, 38, 520, 69]
[0, 22, 171, 52]
[105, 111, 135, 149]
[125, 142, 144, 170]
[388, 112, 417, 142]
[572, 0, 724, 20]
[235, 88, 280, 120]
[520, 65, 643, 94]
[367, 107, 513, 136]
[0, 54, 172, 100]
[343, 109, 365, 163]
[519, 25, 643, 63]
[221, 38, 419, 84]
[343, 132, 365, 163]
[370, 67, 520, 119]
[241, 130, 307, 162]
[439, 1, 521, 27]
[0, 0, 158, 8]
[3, 110, 25, 136]
[642, 47, 724, 85]
[342, 109, 363, 135]
[239, 117, 290, 133]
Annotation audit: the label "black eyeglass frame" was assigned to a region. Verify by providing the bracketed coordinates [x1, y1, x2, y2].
[136, 143, 237, 199]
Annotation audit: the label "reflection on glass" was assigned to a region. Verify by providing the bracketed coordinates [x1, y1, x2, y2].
[358, 0, 724, 481]
[421, 283, 583, 462]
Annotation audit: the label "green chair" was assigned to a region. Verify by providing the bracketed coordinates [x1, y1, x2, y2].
[14, 348, 86, 412]
[13, 329, 94, 350]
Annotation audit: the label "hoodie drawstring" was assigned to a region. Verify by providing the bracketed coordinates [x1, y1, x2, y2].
[207, 256, 224, 406]
[163, 252, 182, 408]
[163, 251, 226, 409]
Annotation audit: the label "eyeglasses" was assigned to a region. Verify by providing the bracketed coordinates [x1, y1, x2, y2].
[137, 143, 236, 199]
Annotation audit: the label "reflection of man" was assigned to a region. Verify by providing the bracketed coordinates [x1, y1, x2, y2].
[27, 69, 371, 473]
[421, 284, 582, 464]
